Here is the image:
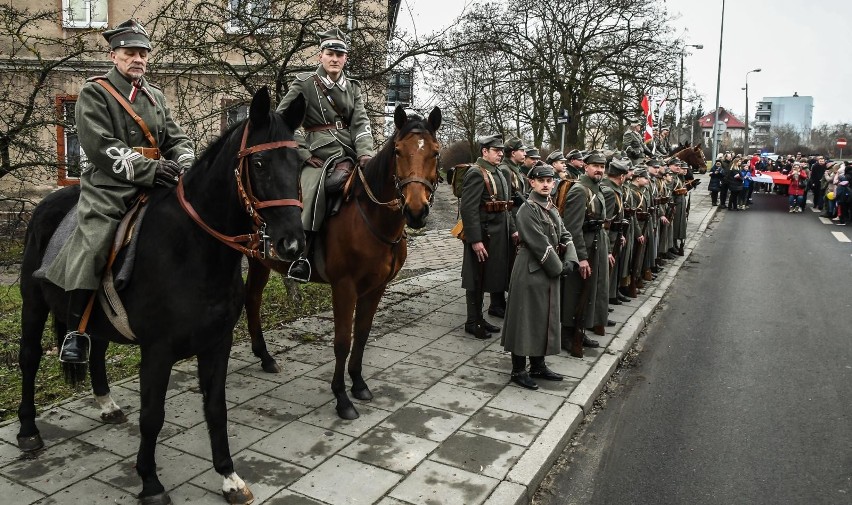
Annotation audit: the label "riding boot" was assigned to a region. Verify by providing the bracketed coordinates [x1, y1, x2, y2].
[464, 290, 491, 339]
[510, 354, 537, 389]
[60, 289, 94, 364]
[288, 232, 313, 283]
[488, 292, 506, 318]
[677, 241, 685, 256]
[529, 356, 563, 381]
[325, 159, 355, 193]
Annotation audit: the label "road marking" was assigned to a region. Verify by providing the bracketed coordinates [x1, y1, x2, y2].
[832, 231, 851, 243]
[809, 206, 820, 213]
[819, 217, 833, 225]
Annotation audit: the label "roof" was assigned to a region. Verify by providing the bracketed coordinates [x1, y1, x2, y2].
[698, 107, 746, 129]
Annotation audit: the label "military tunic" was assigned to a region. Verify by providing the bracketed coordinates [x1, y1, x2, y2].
[560, 175, 609, 329]
[623, 129, 645, 163]
[45, 67, 195, 290]
[600, 178, 625, 299]
[673, 175, 688, 240]
[501, 192, 577, 357]
[276, 65, 374, 231]
[619, 183, 642, 284]
[640, 183, 656, 272]
[460, 158, 515, 292]
[497, 158, 529, 217]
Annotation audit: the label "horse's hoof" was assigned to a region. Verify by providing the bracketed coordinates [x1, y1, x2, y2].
[138, 491, 172, 505]
[17, 434, 44, 453]
[101, 409, 128, 424]
[351, 387, 373, 401]
[336, 404, 360, 420]
[223, 486, 254, 505]
[260, 359, 281, 374]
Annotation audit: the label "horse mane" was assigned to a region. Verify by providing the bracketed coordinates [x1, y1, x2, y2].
[194, 120, 244, 171]
[361, 116, 436, 193]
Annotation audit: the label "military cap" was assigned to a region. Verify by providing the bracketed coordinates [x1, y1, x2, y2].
[629, 118, 641, 126]
[103, 19, 151, 50]
[525, 148, 541, 159]
[318, 27, 350, 53]
[546, 151, 566, 163]
[477, 134, 504, 149]
[677, 160, 689, 168]
[661, 126, 671, 132]
[583, 151, 607, 165]
[504, 138, 527, 151]
[666, 157, 679, 166]
[607, 158, 631, 175]
[529, 164, 556, 179]
[647, 158, 662, 168]
[632, 167, 650, 179]
[566, 149, 584, 161]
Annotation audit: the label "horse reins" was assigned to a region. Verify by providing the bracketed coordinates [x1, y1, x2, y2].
[177, 121, 302, 259]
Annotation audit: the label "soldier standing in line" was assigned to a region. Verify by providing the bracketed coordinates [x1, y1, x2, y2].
[45, 19, 195, 363]
[600, 158, 630, 306]
[501, 164, 578, 390]
[618, 162, 642, 300]
[564, 149, 585, 180]
[460, 135, 517, 339]
[276, 28, 375, 281]
[658, 165, 675, 261]
[623, 119, 647, 165]
[627, 166, 652, 295]
[655, 126, 672, 156]
[489, 138, 529, 318]
[639, 162, 657, 282]
[671, 160, 690, 256]
[546, 151, 570, 184]
[522, 147, 541, 176]
[560, 151, 611, 356]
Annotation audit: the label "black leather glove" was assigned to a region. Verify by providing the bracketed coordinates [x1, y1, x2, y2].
[512, 195, 525, 208]
[561, 261, 576, 275]
[155, 159, 182, 186]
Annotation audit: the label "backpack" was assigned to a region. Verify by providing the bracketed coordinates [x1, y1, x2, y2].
[446, 163, 472, 198]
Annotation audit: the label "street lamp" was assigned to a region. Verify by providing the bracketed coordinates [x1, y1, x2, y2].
[743, 68, 761, 157]
[679, 44, 703, 145]
[711, 0, 726, 165]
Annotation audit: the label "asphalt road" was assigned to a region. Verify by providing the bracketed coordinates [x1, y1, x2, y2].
[534, 191, 852, 505]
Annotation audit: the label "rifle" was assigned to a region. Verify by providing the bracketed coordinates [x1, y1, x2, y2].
[571, 226, 599, 358]
[474, 234, 489, 339]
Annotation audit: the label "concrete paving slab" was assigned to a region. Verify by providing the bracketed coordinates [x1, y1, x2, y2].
[487, 385, 565, 420]
[429, 431, 525, 480]
[370, 332, 434, 354]
[34, 477, 129, 504]
[75, 411, 182, 457]
[1, 438, 121, 494]
[299, 402, 392, 438]
[304, 362, 383, 383]
[236, 359, 317, 384]
[376, 362, 446, 390]
[161, 418, 268, 460]
[379, 404, 468, 443]
[359, 347, 411, 370]
[93, 443, 209, 494]
[226, 394, 313, 433]
[0, 407, 101, 447]
[394, 321, 453, 340]
[459, 406, 545, 447]
[350, 379, 421, 412]
[483, 480, 527, 505]
[338, 425, 439, 473]
[0, 473, 44, 504]
[283, 343, 337, 366]
[412, 382, 493, 416]
[190, 448, 307, 503]
[290, 455, 402, 505]
[427, 333, 492, 355]
[219, 371, 279, 405]
[120, 368, 196, 399]
[266, 376, 337, 408]
[440, 364, 510, 395]
[389, 459, 499, 505]
[250, 421, 354, 469]
[265, 489, 327, 504]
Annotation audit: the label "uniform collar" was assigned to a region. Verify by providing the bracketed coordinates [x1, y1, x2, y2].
[316, 65, 348, 90]
[107, 67, 155, 105]
[476, 157, 498, 170]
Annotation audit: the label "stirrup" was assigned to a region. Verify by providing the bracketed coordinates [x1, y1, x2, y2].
[59, 331, 91, 364]
[287, 257, 312, 284]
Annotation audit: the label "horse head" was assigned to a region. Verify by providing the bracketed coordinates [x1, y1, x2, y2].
[391, 105, 442, 229]
[240, 87, 306, 262]
[689, 144, 706, 172]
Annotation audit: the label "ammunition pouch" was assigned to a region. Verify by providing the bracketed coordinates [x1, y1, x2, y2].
[133, 147, 160, 160]
[583, 219, 604, 232]
[482, 200, 513, 213]
[603, 219, 613, 230]
[636, 211, 650, 222]
[623, 208, 636, 217]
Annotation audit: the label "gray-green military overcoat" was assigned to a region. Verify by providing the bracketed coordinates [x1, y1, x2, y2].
[619, 183, 642, 280]
[641, 183, 656, 271]
[501, 192, 576, 356]
[600, 178, 624, 299]
[673, 176, 688, 240]
[560, 175, 610, 329]
[276, 65, 374, 231]
[460, 158, 515, 292]
[45, 67, 195, 291]
[623, 129, 645, 163]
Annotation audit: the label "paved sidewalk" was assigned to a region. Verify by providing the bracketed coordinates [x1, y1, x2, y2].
[0, 184, 717, 505]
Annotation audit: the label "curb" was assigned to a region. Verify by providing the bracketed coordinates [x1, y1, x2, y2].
[482, 201, 719, 505]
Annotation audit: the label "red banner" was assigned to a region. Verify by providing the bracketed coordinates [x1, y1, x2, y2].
[641, 95, 654, 143]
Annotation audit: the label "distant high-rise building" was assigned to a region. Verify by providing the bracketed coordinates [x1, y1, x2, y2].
[753, 94, 814, 146]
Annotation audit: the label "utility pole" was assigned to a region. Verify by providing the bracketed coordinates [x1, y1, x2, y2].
[710, 0, 726, 164]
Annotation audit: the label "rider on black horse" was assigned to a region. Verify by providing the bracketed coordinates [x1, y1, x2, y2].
[43, 19, 195, 364]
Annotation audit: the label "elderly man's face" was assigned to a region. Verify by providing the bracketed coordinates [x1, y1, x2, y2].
[585, 162, 605, 181]
[111, 48, 148, 80]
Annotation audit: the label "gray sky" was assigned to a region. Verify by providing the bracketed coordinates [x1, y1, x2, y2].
[396, 0, 852, 126]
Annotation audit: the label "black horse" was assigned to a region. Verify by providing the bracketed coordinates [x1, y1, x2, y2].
[17, 88, 305, 505]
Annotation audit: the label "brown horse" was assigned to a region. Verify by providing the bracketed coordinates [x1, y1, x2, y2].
[245, 105, 441, 419]
[673, 142, 707, 173]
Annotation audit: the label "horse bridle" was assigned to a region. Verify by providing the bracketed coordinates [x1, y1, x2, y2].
[177, 121, 303, 259]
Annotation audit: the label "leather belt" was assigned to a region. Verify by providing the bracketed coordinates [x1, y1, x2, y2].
[636, 211, 650, 222]
[304, 120, 348, 132]
[624, 208, 636, 217]
[133, 147, 160, 160]
[481, 201, 513, 213]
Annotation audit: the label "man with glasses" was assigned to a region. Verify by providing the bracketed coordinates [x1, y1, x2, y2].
[460, 135, 517, 338]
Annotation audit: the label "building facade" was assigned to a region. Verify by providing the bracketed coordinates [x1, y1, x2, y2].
[752, 93, 814, 146]
[698, 107, 745, 148]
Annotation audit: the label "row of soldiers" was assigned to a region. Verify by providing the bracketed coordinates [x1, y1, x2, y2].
[458, 135, 700, 390]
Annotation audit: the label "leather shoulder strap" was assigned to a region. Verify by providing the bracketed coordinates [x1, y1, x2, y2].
[93, 78, 158, 148]
[311, 74, 350, 127]
[478, 166, 497, 199]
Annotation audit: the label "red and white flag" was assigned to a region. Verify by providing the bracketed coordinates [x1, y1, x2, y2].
[641, 95, 654, 143]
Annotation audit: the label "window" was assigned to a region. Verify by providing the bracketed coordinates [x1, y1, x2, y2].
[62, 0, 108, 29]
[56, 95, 87, 186]
[386, 69, 413, 107]
[227, 0, 272, 34]
[221, 99, 249, 132]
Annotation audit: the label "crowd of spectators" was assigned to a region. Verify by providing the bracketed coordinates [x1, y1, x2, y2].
[708, 151, 849, 223]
